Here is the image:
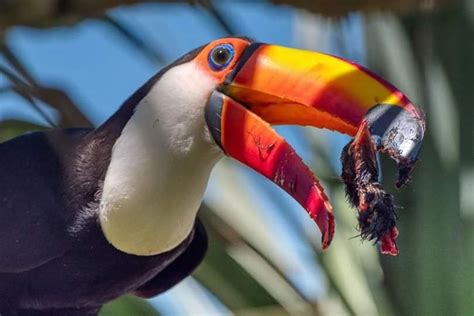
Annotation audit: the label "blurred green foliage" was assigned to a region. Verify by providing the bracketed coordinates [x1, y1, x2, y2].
[101, 295, 160, 316]
[0, 120, 45, 142]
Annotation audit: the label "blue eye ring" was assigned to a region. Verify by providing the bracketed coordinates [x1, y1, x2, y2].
[208, 44, 235, 71]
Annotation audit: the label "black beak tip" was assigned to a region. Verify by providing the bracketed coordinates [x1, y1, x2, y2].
[365, 104, 425, 188]
[395, 157, 418, 188]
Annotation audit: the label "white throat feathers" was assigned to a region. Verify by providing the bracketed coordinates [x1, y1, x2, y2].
[99, 62, 222, 256]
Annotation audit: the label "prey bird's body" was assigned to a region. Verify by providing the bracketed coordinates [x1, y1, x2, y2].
[0, 37, 425, 315]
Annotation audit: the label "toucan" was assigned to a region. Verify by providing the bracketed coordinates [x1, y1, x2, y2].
[0, 37, 424, 315]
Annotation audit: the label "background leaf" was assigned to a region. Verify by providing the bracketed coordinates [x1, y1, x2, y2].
[100, 295, 160, 316]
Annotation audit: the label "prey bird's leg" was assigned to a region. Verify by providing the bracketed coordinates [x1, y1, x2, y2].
[341, 121, 399, 256]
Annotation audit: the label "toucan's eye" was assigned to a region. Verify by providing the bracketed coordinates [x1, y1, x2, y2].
[208, 44, 234, 71]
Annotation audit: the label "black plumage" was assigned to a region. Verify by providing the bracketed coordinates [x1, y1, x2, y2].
[0, 46, 208, 315]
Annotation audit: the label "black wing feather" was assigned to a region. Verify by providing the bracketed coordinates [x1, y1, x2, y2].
[133, 219, 208, 298]
[0, 129, 89, 273]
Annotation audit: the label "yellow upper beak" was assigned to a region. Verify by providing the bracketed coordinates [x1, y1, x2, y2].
[222, 43, 423, 137]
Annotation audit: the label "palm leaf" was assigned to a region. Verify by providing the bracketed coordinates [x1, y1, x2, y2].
[0, 119, 46, 142]
[100, 295, 160, 316]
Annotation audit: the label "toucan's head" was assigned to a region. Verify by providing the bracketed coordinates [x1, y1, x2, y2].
[142, 37, 425, 255]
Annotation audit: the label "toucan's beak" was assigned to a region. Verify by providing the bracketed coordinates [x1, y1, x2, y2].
[205, 43, 425, 254]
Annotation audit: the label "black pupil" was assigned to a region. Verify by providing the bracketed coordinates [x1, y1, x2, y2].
[213, 48, 229, 64]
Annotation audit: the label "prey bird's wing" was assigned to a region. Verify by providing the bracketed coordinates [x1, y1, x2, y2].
[0, 129, 91, 273]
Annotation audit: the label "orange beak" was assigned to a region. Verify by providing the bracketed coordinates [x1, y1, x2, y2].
[205, 43, 425, 252]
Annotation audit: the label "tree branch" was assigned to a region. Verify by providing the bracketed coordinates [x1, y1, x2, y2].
[0, 0, 455, 34]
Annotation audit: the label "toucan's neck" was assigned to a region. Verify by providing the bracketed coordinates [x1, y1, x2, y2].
[98, 62, 222, 256]
[92, 44, 205, 147]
